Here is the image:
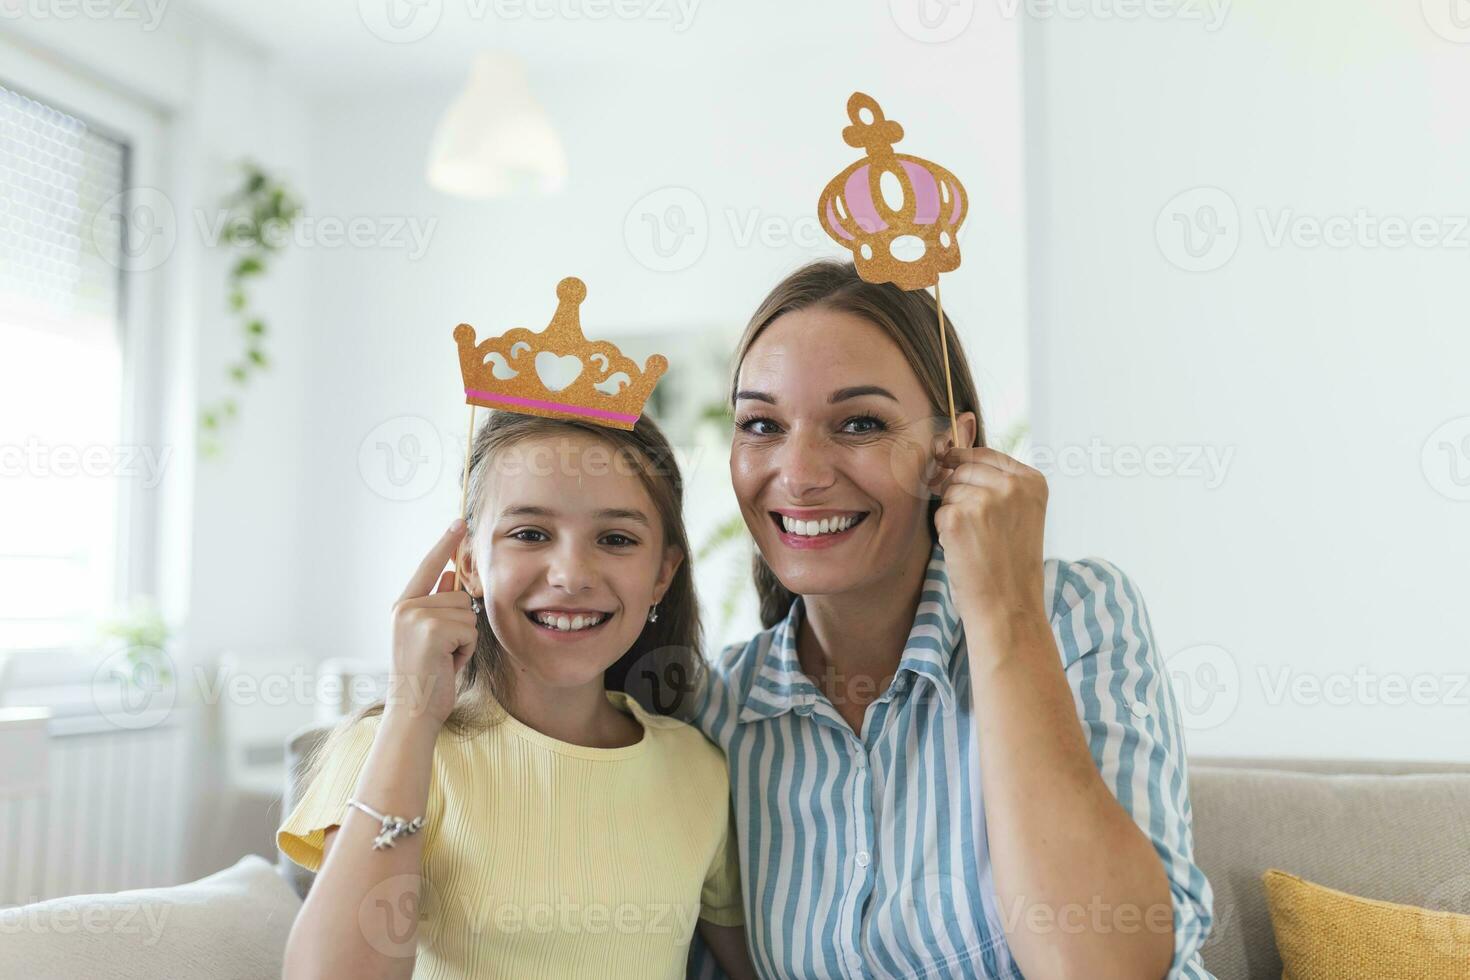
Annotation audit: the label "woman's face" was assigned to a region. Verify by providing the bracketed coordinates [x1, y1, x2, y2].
[464, 432, 681, 691]
[730, 306, 974, 599]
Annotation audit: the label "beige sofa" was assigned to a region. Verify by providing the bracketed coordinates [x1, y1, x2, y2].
[4, 723, 1467, 980]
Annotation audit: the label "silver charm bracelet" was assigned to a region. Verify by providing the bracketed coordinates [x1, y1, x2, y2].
[346, 798, 425, 850]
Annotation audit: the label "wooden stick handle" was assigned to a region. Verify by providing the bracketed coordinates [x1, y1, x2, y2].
[453, 403, 475, 591]
[936, 277, 960, 449]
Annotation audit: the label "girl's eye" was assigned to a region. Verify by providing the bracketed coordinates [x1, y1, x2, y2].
[842, 415, 887, 435]
[602, 533, 637, 548]
[509, 529, 548, 542]
[735, 415, 780, 436]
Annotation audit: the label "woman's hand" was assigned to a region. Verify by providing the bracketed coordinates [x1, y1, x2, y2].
[386, 519, 480, 729]
[929, 446, 1050, 637]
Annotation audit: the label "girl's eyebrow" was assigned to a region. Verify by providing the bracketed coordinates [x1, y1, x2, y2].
[499, 504, 650, 527]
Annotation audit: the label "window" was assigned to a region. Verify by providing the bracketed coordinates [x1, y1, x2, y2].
[0, 80, 129, 654]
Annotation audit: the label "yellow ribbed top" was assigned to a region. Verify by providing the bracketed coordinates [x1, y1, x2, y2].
[278, 690, 742, 980]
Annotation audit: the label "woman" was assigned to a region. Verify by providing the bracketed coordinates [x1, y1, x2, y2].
[688, 261, 1214, 979]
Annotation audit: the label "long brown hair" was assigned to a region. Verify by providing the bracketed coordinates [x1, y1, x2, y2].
[730, 260, 987, 628]
[308, 411, 705, 780]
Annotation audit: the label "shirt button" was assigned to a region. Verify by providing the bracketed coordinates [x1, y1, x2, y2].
[855, 850, 871, 867]
[1130, 701, 1150, 718]
[847, 952, 863, 970]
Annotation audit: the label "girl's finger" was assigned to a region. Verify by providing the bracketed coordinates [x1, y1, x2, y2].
[398, 521, 467, 604]
[433, 569, 456, 595]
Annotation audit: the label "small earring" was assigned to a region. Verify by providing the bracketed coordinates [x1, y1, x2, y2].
[470, 596, 483, 614]
[647, 604, 659, 623]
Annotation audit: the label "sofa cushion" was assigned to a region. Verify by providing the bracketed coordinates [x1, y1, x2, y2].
[0, 854, 301, 980]
[1190, 766, 1470, 980]
[1263, 868, 1470, 979]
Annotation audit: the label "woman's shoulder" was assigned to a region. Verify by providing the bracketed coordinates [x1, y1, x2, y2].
[1042, 554, 1150, 622]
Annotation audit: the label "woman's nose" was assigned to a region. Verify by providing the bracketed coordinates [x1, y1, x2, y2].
[775, 427, 836, 499]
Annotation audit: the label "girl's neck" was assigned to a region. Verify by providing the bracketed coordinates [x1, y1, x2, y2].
[502, 675, 642, 749]
[797, 533, 933, 685]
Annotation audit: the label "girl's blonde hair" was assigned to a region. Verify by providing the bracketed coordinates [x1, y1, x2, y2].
[730, 260, 988, 628]
[306, 411, 705, 782]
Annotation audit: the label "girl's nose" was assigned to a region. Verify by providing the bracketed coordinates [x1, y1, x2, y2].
[546, 543, 596, 593]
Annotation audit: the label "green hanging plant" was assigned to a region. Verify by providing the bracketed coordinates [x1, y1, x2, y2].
[199, 162, 302, 458]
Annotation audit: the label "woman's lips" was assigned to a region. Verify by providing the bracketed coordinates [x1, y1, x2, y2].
[769, 511, 869, 550]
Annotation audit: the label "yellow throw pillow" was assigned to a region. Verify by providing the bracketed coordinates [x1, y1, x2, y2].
[1262, 868, 1470, 979]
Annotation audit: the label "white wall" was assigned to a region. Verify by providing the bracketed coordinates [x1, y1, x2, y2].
[1026, 2, 1470, 760]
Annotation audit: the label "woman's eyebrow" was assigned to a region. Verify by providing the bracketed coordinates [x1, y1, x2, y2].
[829, 385, 898, 403]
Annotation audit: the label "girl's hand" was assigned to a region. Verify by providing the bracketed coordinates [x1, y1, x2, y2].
[386, 519, 480, 730]
[929, 446, 1050, 637]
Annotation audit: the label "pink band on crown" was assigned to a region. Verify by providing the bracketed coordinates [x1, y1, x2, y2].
[465, 388, 640, 425]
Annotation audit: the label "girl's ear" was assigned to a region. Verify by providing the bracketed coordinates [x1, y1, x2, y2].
[455, 531, 485, 598]
[651, 545, 684, 605]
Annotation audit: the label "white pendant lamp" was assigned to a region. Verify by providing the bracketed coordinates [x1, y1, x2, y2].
[426, 53, 567, 198]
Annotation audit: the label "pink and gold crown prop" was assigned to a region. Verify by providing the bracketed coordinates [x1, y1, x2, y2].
[448, 277, 667, 589]
[818, 92, 968, 292]
[817, 91, 969, 447]
[452, 276, 667, 431]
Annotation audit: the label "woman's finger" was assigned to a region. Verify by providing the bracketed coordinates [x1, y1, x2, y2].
[941, 446, 1034, 476]
[398, 521, 467, 605]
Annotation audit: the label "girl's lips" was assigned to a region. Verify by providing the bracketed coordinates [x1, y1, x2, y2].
[523, 610, 614, 640]
[769, 511, 869, 550]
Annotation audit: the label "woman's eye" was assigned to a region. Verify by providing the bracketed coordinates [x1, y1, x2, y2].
[510, 529, 548, 542]
[735, 415, 781, 436]
[842, 415, 887, 435]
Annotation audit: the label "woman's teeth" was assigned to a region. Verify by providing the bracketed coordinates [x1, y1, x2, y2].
[779, 514, 863, 537]
[530, 612, 611, 632]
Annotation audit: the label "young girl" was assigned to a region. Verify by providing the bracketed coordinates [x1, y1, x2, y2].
[278, 411, 757, 980]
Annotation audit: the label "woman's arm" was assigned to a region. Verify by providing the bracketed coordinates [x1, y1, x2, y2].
[283, 713, 439, 980]
[695, 922, 759, 980]
[932, 448, 1179, 980]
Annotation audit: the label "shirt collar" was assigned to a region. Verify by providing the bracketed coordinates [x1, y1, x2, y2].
[737, 541, 962, 723]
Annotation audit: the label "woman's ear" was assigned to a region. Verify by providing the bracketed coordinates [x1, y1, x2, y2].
[931, 410, 980, 455]
[651, 545, 684, 605]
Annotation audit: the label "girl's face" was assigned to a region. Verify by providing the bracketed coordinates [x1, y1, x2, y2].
[730, 306, 976, 599]
[464, 432, 682, 692]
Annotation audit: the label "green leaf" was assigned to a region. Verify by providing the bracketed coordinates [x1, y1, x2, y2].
[201, 411, 218, 430]
[245, 319, 266, 336]
[247, 348, 268, 367]
[228, 289, 247, 311]
[229, 364, 249, 384]
[232, 256, 264, 278]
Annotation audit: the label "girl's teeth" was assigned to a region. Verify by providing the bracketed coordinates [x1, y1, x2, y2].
[535, 613, 606, 632]
[781, 515, 859, 536]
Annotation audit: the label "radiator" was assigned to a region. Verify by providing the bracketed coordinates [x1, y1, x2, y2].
[0, 717, 187, 906]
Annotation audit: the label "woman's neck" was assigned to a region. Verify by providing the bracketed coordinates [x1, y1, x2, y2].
[502, 674, 642, 749]
[796, 534, 933, 697]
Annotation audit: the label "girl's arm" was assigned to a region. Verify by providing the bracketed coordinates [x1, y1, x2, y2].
[284, 522, 479, 980]
[282, 713, 439, 980]
[696, 922, 759, 980]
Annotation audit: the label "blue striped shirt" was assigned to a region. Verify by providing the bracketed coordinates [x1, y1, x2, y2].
[687, 542, 1215, 979]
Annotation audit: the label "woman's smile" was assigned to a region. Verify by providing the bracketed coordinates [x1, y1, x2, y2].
[769, 508, 871, 549]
